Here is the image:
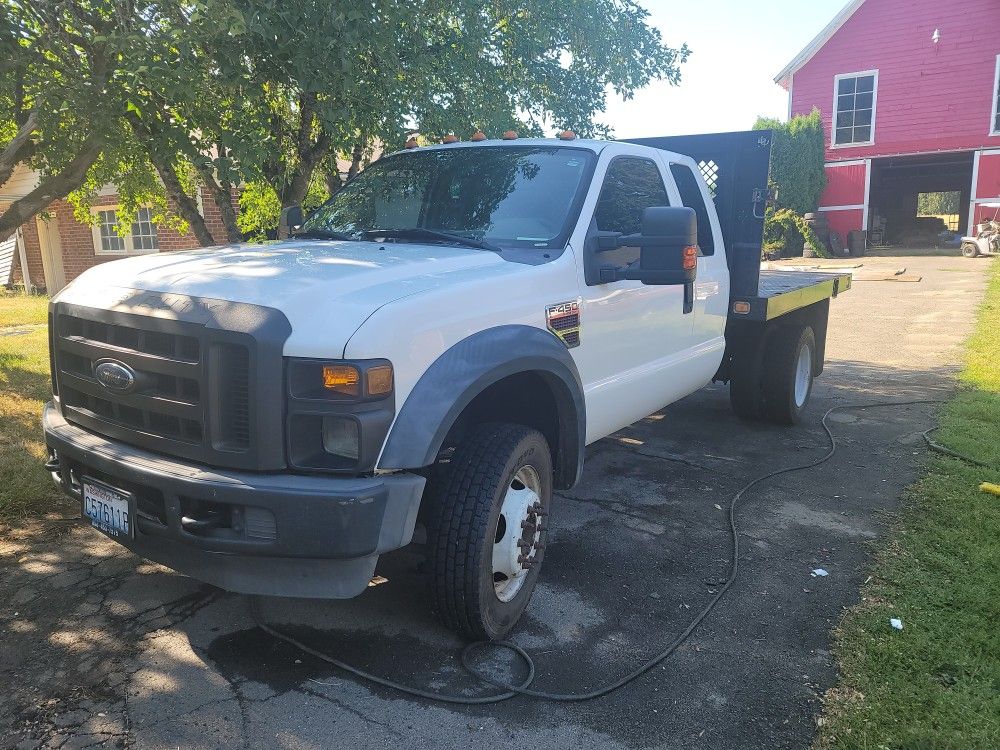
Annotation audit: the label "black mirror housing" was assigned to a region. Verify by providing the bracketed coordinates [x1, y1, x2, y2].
[278, 204, 304, 239]
[631, 206, 698, 285]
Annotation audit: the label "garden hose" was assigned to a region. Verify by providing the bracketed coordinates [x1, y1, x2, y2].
[251, 398, 967, 704]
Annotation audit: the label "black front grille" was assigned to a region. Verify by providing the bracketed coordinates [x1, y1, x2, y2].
[53, 305, 257, 466]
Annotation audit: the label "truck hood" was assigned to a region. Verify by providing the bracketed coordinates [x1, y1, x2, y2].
[56, 240, 506, 355]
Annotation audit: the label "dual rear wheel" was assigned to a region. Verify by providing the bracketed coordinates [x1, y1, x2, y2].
[730, 324, 816, 425]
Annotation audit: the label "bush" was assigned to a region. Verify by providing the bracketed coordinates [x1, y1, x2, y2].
[754, 109, 827, 257]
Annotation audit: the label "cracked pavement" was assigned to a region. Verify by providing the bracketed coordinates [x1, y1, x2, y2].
[0, 253, 991, 749]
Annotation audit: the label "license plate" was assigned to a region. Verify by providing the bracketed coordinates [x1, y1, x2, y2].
[82, 478, 133, 539]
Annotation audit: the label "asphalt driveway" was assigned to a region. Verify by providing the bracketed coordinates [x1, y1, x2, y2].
[1, 252, 992, 749]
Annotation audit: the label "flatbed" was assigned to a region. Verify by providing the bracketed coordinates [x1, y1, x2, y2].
[739, 269, 853, 321]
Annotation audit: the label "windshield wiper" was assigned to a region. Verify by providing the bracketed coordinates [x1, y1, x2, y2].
[292, 227, 355, 241]
[362, 227, 501, 253]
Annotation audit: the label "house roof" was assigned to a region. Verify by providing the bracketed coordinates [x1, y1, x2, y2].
[774, 0, 866, 89]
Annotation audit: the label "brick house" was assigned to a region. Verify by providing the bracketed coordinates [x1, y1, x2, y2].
[1, 164, 238, 293]
[774, 0, 1000, 242]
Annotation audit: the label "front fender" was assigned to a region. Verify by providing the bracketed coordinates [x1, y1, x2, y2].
[378, 325, 585, 488]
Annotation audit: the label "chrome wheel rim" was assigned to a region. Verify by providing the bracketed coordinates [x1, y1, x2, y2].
[794, 343, 812, 408]
[492, 465, 544, 602]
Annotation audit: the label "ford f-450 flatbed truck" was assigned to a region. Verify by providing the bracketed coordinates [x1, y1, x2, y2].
[43, 130, 850, 640]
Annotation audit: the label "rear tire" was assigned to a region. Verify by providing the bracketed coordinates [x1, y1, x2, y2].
[961, 242, 979, 258]
[425, 423, 552, 641]
[761, 326, 816, 425]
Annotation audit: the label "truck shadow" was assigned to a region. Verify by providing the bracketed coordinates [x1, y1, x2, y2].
[0, 356, 970, 748]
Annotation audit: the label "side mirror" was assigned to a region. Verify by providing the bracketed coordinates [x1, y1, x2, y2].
[278, 204, 304, 240]
[634, 206, 698, 285]
[598, 206, 698, 285]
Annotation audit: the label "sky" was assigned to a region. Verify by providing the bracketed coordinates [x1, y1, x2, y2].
[599, 0, 848, 138]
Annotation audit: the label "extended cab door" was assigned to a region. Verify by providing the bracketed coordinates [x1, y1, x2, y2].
[570, 146, 703, 443]
[666, 159, 730, 357]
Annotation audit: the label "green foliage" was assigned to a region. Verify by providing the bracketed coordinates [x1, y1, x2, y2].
[763, 207, 830, 259]
[754, 109, 826, 215]
[917, 191, 961, 216]
[754, 110, 827, 258]
[238, 175, 329, 241]
[3, 0, 690, 243]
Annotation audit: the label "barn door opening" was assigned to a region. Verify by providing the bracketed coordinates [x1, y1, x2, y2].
[868, 151, 974, 246]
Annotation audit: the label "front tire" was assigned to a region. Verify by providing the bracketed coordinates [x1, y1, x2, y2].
[426, 424, 552, 640]
[961, 242, 979, 258]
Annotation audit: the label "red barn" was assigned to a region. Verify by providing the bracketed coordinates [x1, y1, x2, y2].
[775, 0, 1000, 243]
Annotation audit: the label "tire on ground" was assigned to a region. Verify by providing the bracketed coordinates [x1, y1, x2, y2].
[761, 325, 816, 425]
[729, 358, 764, 420]
[425, 423, 552, 640]
[961, 242, 979, 258]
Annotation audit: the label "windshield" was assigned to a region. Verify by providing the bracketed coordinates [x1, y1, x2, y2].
[302, 145, 595, 250]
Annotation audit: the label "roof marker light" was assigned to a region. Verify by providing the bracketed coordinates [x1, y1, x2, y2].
[557, 130, 577, 140]
[470, 129, 487, 141]
[502, 130, 518, 140]
[442, 133, 458, 144]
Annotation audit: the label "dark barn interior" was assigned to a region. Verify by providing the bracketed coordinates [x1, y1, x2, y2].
[868, 151, 974, 244]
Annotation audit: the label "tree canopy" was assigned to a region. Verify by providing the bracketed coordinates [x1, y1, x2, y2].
[1, 0, 690, 244]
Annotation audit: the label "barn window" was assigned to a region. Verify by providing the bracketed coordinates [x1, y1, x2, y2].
[832, 71, 878, 146]
[92, 207, 160, 255]
[991, 55, 1000, 136]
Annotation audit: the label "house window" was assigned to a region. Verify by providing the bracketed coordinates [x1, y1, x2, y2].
[92, 207, 160, 255]
[991, 55, 1000, 135]
[833, 71, 877, 146]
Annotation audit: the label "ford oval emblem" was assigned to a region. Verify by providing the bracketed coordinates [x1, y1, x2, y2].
[94, 360, 137, 393]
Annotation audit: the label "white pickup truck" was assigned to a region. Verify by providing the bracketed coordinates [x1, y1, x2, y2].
[43, 130, 851, 640]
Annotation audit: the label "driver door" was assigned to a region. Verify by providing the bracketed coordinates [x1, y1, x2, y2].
[570, 149, 698, 443]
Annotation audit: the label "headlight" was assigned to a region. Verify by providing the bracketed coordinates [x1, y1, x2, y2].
[286, 359, 394, 473]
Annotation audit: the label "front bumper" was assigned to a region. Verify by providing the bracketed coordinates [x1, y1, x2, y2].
[43, 403, 425, 598]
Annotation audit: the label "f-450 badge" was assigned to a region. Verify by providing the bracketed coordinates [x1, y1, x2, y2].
[545, 300, 581, 348]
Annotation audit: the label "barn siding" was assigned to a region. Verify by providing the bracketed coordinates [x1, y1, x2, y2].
[790, 0, 1000, 163]
[820, 161, 868, 207]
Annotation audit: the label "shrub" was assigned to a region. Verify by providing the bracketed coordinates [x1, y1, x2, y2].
[754, 109, 827, 257]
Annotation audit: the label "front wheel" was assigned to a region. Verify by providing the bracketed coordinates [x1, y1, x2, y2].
[961, 242, 979, 258]
[426, 424, 552, 640]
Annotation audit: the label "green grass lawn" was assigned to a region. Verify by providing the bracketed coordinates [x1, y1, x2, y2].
[0, 290, 50, 327]
[0, 293, 68, 520]
[817, 260, 1000, 749]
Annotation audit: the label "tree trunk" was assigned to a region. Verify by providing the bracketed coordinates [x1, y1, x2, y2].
[0, 138, 101, 243]
[0, 108, 38, 188]
[278, 93, 331, 210]
[348, 137, 366, 179]
[152, 156, 216, 247]
[325, 169, 343, 195]
[125, 110, 216, 246]
[193, 162, 242, 243]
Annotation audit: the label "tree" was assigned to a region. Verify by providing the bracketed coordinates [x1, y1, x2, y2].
[0, 1, 122, 240]
[2, 0, 690, 246]
[754, 109, 826, 215]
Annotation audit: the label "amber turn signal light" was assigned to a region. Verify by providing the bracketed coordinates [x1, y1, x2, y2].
[366, 365, 393, 396]
[322, 365, 360, 396]
[682, 246, 698, 271]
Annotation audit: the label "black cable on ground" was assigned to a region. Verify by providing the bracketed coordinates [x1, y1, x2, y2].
[250, 399, 948, 704]
[922, 427, 993, 469]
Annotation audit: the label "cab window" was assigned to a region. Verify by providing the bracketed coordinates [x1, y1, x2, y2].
[593, 157, 670, 267]
[669, 163, 715, 255]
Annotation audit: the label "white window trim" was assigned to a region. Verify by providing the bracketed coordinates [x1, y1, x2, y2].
[990, 55, 1000, 136]
[831, 69, 878, 148]
[91, 206, 159, 256]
